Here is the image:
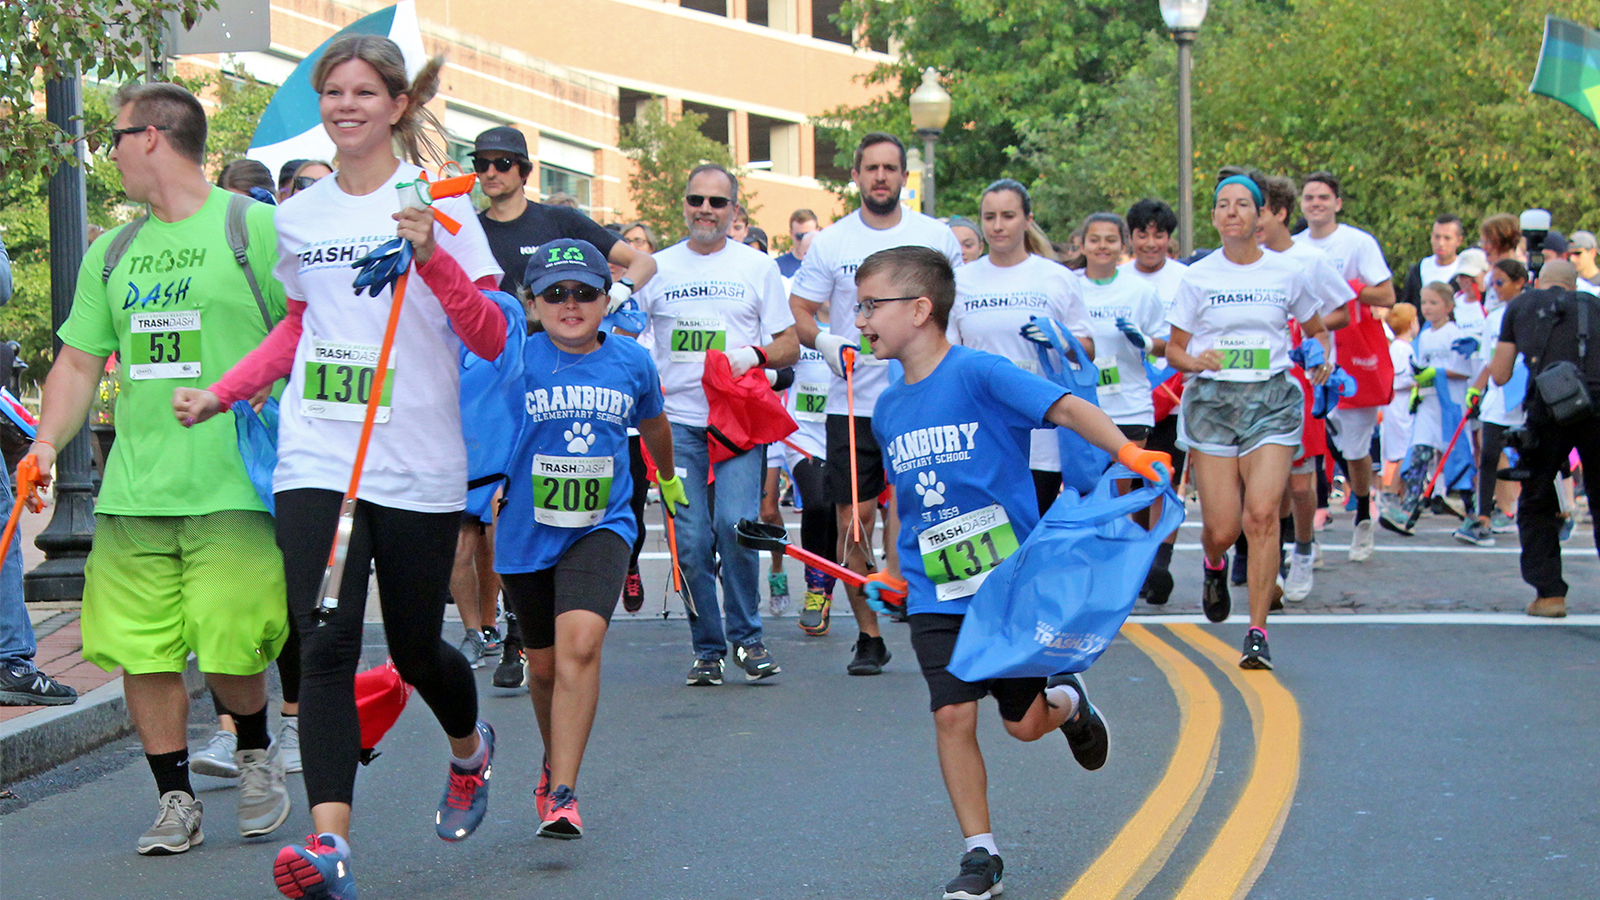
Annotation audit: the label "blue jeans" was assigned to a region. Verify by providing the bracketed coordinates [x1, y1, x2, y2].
[0, 473, 36, 668]
[670, 423, 764, 659]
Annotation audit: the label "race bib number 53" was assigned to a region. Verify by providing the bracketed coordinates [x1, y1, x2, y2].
[129, 311, 201, 380]
[917, 504, 1020, 601]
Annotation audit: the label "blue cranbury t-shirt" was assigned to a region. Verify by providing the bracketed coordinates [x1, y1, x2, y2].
[872, 345, 1067, 617]
[496, 332, 663, 573]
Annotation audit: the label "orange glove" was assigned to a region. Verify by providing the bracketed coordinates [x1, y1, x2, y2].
[1117, 443, 1173, 485]
[15, 455, 43, 512]
[862, 572, 909, 617]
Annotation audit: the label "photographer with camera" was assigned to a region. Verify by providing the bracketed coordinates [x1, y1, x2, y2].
[1489, 259, 1600, 617]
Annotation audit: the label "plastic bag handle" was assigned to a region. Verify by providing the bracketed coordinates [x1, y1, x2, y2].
[1031, 317, 1100, 395]
[1047, 465, 1181, 531]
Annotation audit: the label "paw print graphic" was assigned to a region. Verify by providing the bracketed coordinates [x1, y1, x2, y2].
[564, 422, 596, 453]
[914, 470, 945, 507]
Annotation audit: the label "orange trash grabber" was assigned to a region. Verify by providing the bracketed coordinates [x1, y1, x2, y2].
[0, 455, 45, 564]
[734, 518, 908, 615]
[842, 346, 863, 543]
[396, 171, 478, 236]
[639, 438, 696, 621]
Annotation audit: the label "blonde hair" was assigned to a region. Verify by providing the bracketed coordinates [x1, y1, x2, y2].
[311, 35, 446, 166]
[1025, 222, 1058, 261]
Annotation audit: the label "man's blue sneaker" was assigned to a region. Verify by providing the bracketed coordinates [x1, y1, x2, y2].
[274, 832, 356, 900]
[436, 721, 494, 841]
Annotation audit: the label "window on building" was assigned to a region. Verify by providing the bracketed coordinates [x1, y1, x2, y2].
[538, 134, 597, 214]
[680, 0, 726, 16]
[747, 0, 768, 26]
[813, 130, 850, 184]
[682, 101, 731, 149]
[540, 165, 592, 211]
[747, 114, 800, 176]
[620, 88, 662, 127]
[811, 0, 849, 45]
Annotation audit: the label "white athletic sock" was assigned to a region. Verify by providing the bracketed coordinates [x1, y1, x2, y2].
[964, 832, 999, 856]
[1045, 684, 1078, 720]
[451, 724, 488, 769]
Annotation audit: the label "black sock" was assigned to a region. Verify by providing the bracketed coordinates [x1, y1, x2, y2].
[1154, 541, 1174, 570]
[232, 706, 271, 752]
[148, 749, 193, 798]
[1295, 540, 1314, 556]
[1355, 494, 1371, 523]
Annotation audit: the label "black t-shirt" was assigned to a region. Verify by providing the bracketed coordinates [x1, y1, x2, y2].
[1499, 286, 1600, 389]
[478, 202, 620, 294]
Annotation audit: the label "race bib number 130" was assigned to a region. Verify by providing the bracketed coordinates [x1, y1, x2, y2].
[128, 311, 202, 380]
[301, 341, 395, 422]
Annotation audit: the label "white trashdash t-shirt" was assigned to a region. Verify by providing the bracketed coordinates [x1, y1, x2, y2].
[1167, 250, 1322, 383]
[1080, 270, 1168, 426]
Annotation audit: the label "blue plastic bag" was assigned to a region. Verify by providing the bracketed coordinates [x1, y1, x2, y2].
[947, 465, 1185, 682]
[1029, 316, 1111, 495]
[232, 398, 279, 516]
[460, 290, 528, 519]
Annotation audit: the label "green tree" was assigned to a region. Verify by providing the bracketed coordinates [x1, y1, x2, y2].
[619, 102, 751, 245]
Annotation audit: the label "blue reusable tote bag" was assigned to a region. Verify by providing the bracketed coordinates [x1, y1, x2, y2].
[947, 465, 1185, 682]
[1029, 316, 1111, 495]
[232, 397, 279, 516]
[460, 290, 528, 518]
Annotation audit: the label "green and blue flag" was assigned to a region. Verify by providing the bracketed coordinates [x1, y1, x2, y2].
[1530, 15, 1600, 130]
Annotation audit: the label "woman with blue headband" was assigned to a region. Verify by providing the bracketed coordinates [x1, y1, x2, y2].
[1164, 169, 1332, 670]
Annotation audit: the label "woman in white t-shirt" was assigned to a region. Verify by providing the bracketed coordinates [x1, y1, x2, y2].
[1076, 212, 1168, 436]
[1165, 172, 1329, 671]
[175, 36, 507, 895]
[947, 179, 1094, 512]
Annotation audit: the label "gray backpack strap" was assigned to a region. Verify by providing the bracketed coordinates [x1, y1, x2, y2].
[99, 216, 149, 284]
[226, 193, 275, 332]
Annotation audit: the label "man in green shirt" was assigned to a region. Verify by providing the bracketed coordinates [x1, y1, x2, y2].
[25, 82, 290, 855]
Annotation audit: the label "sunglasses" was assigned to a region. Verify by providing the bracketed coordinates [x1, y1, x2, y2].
[685, 194, 733, 209]
[112, 124, 170, 146]
[292, 175, 322, 191]
[540, 286, 603, 304]
[854, 295, 919, 318]
[473, 157, 521, 174]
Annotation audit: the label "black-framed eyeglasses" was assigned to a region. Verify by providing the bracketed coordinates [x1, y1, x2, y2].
[854, 295, 920, 318]
[112, 124, 169, 145]
[473, 156, 521, 174]
[540, 286, 603, 304]
[685, 194, 732, 209]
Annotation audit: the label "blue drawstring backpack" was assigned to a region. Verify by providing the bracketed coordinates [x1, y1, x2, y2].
[460, 290, 529, 519]
[1029, 316, 1111, 494]
[232, 398, 279, 516]
[947, 465, 1185, 682]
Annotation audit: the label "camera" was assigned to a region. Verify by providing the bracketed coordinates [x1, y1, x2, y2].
[1498, 426, 1538, 481]
[1521, 209, 1551, 278]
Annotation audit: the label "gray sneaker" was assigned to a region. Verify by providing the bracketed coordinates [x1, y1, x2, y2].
[1453, 519, 1495, 547]
[189, 729, 239, 778]
[276, 717, 302, 774]
[236, 746, 291, 837]
[137, 791, 204, 855]
[458, 629, 486, 669]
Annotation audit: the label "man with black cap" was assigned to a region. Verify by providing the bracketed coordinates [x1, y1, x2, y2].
[473, 125, 655, 299]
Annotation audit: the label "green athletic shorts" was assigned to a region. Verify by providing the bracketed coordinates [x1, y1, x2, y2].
[81, 511, 288, 676]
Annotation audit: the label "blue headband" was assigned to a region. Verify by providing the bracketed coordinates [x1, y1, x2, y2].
[1215, 174, 1263, 207]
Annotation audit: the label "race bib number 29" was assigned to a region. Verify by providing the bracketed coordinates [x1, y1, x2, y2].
[1214, 337, 1271, 382]
[128, 311, 201, 380]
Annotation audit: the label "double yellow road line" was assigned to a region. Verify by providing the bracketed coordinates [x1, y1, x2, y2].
[1061, 623, 1302, 900]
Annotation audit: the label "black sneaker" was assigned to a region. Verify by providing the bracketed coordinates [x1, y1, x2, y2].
[943, 848, 1004, 900]
[492, 635, 526, 689]
[686, 658, 724, 686]
[1202, 559, 1231, 623]
[1239, 627, 1273, 670]
[481, 627, 502, 656]
[1139, 567, 1173, 605]
[1047, 673, 1109, 771]
[733, 642, 782, 681]
[1230, 543, 1249, 586]
[0, 664, 78, 706]
[846, 635, 891, 676]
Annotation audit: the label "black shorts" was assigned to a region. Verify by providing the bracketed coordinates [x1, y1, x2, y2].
[499, 530, 629, 650]
[824, 414, 888, 505]
[1117, 424, 1152, 443]
[910, 613, 1047, 722]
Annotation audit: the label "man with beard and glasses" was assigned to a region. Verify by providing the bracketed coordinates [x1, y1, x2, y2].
[635, 164, 799, 686]
[787, 132, 963, 676]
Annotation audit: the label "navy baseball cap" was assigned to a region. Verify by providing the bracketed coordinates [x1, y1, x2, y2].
[474, 126, 529, 160]
[523, 239, 612, 297]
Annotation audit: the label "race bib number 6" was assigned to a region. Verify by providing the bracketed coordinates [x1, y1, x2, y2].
[301, 340, 395, 422]
[669, 316, 726, 362]
[917, 504, 1020, 601]
[533, 454, 614, 527]
[129, 311, 202, 380]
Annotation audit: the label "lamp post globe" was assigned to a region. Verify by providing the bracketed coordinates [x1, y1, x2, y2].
[908, 67, 951, 217]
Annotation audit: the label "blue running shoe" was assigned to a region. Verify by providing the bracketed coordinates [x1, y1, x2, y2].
[274, 833, 356, 900]
[436, 721, 495, 841]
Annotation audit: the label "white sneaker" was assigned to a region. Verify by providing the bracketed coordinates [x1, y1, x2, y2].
[1349, 520, 1375, 562]
[235, 745, 291, 837]
[137, 791, 204, 855]
[189, 729, 239, 778]
[1311, 541, 1324, 570]
[1283, 551, 1315, 601]
[276, 717, 302, 774]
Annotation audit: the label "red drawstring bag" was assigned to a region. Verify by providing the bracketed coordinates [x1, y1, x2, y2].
[1335, 281, 1395, 409]
[1151, 371, 1184, 422]
[355, 658, 413, 764]
[701, 349, 798, 464]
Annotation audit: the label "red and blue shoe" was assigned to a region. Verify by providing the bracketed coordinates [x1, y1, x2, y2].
[274, 832, 356, 900]
[535, 755, 552, 822]
[537, 784, 583, 840]
[435, 720, 495, 842]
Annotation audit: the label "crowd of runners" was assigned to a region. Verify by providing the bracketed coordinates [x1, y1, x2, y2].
[7, 35, 1596, 900]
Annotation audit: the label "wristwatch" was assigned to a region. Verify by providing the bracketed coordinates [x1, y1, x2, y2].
[619, 277, 635, 291]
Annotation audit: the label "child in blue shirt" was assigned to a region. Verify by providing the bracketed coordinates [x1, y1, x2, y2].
[860, 246, 1171, 900]
[494, 239, 686, 840]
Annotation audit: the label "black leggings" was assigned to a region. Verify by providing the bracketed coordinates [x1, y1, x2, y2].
[275, 488, 478, 807]
[791, 457, 836, 562]
[628, 435, 648, 571]
[1478, 422, 1507, 518]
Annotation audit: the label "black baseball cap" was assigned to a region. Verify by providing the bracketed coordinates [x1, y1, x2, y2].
[744, 226, 769, 253]
[524, 239, 612, 297]
[474, 126, 529, 160]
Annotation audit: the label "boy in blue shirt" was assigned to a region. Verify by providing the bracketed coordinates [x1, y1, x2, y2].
[860, 246, 1171, 900]
[495, 240, 687, 840]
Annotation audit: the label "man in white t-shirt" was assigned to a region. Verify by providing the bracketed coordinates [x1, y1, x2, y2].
[1565, 231, 1600, 295]
[1294, 170, 1395, 562]
[1400, 214, 1464, 310]
[788, 132, 963, 676]
[636, 164, 799, 687]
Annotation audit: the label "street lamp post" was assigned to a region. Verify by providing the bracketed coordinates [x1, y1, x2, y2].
[907, 68, 951, 218]
[1160, 0, 1208, 257]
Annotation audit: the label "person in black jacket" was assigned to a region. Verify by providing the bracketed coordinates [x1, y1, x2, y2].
[1399, 214, 1466, 311]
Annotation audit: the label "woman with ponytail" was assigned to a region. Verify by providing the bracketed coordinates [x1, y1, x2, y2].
[172, 35, 507, 899]
[945, 178, 1095, 512]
